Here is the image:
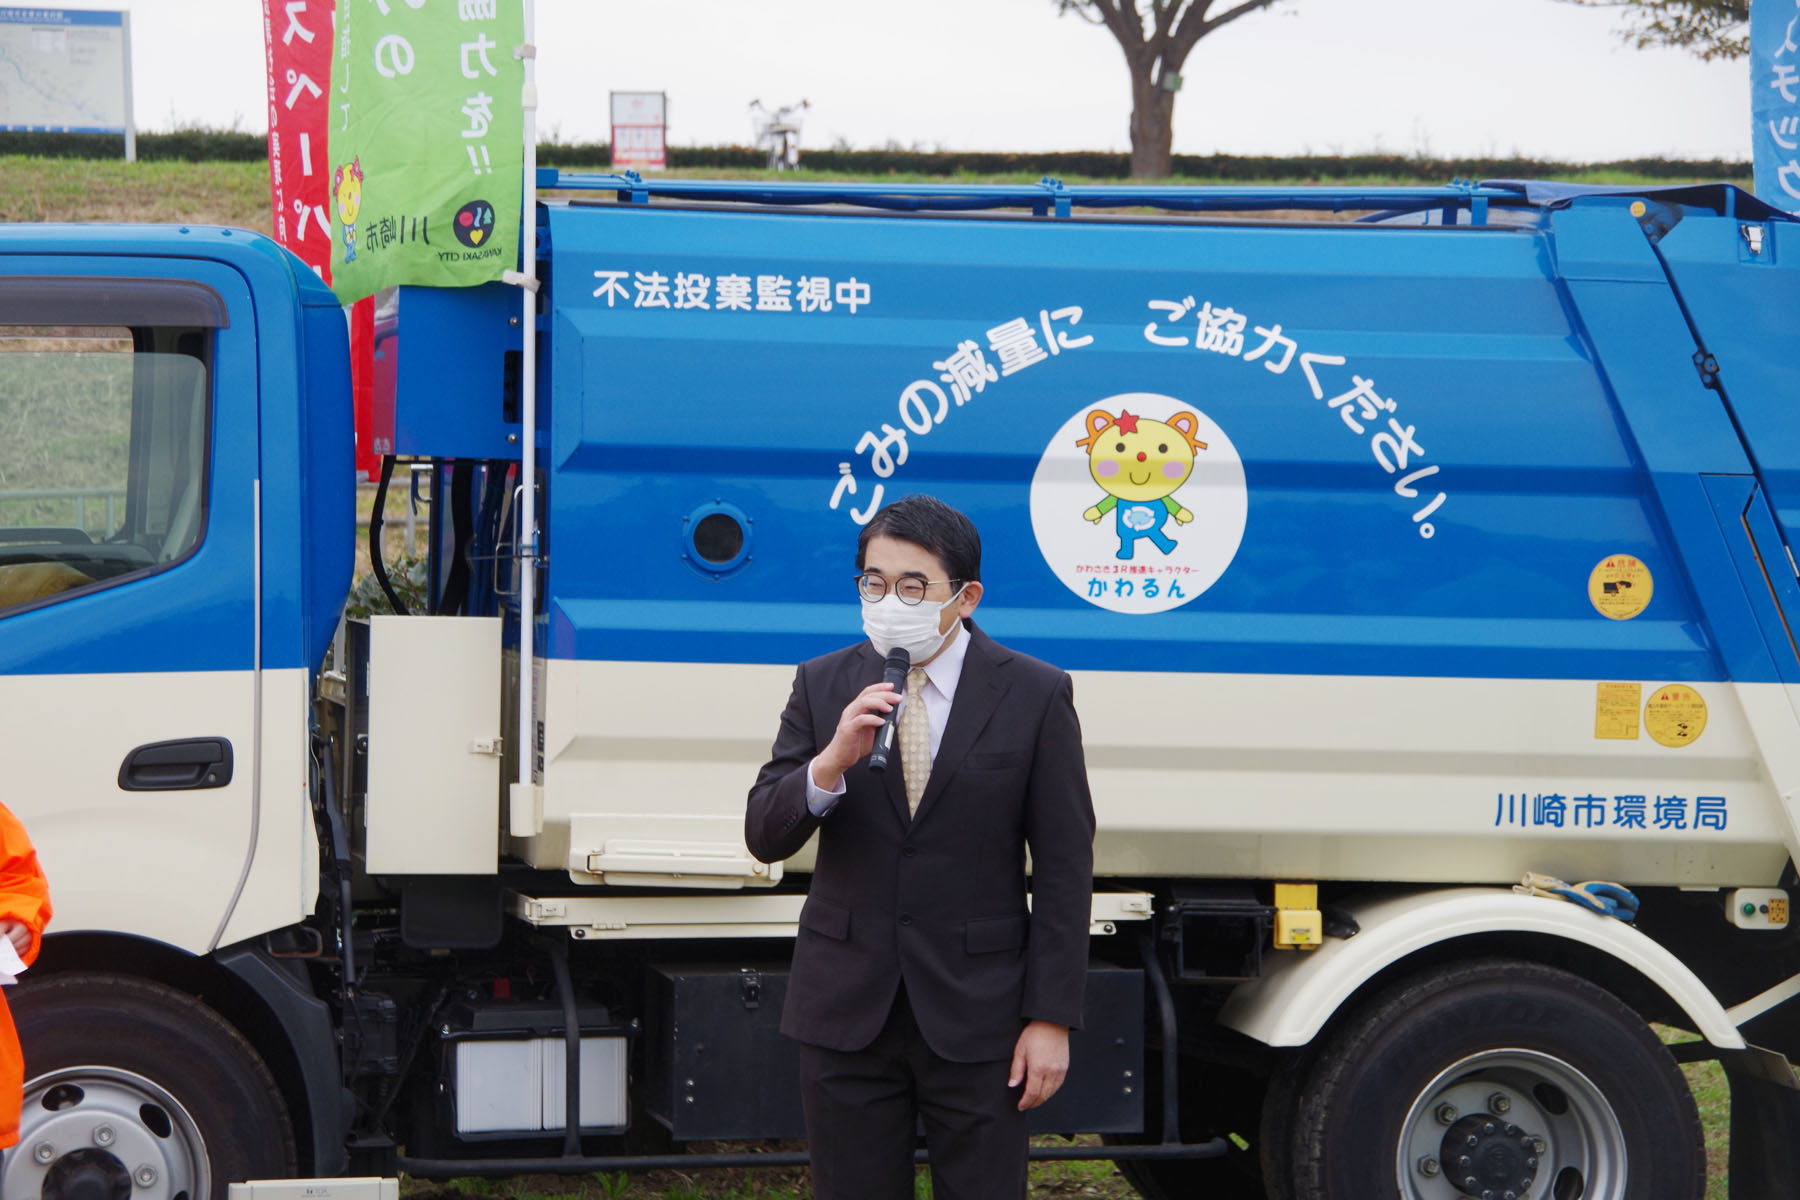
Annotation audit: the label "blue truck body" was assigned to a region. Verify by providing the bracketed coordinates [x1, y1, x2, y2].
[370, 178, 1800, 689]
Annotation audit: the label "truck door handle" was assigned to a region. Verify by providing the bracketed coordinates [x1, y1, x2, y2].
[118, 738, 234, 791]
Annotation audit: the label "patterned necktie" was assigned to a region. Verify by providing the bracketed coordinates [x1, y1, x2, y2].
[900, 667, 930, 817]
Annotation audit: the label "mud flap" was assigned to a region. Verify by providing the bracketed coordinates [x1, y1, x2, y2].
[1722, 1047, 1800, 1200]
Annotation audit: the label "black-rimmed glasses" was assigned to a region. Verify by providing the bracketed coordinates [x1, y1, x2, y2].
[855, 572, 960, 605]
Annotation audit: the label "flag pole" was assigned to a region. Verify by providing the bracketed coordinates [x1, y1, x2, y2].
[512, 0, 543, 834]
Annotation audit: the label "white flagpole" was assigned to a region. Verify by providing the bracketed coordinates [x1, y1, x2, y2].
[512, 0, 543, 835]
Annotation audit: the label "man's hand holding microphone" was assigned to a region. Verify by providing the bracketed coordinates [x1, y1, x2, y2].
[808, 648, 909, 793]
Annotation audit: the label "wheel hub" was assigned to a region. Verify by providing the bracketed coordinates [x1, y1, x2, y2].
[41, 1148, 132, 1200]
[1397, 1048, 1628, 1200]
[5, 1067, 206, 1200]
[1440, 1113, 1538, 1200]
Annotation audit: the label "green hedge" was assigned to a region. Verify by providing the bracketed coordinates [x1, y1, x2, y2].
[0, 130, 268, 160]
[786, 148, 1752, 182]
[0, 129, 1751, 182]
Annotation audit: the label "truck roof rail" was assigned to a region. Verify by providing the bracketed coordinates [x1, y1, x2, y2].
[535, 168, 1520, 221]
[532, 170, 1778, 226]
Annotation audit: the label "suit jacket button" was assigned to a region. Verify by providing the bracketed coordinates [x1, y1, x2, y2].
[902, 845, 917, 858]
[899, 914, 913, 926]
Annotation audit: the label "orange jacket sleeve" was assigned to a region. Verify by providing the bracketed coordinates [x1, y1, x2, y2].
[0, 805, 50, 965]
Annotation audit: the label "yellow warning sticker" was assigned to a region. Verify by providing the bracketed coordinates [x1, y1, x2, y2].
[1595, 682, 1642, 740]
[1589, 555, 1653, 620]
[1644, 684, 1708, 748]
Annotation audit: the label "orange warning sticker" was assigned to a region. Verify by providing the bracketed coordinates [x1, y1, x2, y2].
[1644, 684, 1708, 749]
[1588, 555, 1653, 620]
[1595, 682, 1641, 740]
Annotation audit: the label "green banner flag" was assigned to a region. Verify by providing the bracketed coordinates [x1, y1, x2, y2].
[329, 1, 523, 302]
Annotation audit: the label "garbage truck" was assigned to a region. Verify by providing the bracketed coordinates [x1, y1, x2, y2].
[2, 174, 1799, 1200]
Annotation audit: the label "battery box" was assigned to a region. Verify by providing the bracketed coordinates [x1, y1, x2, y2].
[438, 997, 630, 1139]
[646, 961, 1145, 1140]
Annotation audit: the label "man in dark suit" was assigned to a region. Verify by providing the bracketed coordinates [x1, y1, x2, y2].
[746, 495, 1095, 1200]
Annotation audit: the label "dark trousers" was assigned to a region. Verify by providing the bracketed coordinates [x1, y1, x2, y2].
[797, 984, 1028, 1200]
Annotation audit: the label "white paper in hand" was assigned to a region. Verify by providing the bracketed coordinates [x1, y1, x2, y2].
[0, 937, 26, 985]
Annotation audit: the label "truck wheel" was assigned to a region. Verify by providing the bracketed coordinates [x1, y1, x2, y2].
[1284, 959, 1704, 1200]
[8, 973, 295, 1200]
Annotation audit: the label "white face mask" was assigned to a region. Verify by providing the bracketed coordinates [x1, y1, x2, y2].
[862, 585, 966, 664]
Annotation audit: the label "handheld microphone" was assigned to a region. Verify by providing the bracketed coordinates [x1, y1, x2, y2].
[866, 647, 910, 773]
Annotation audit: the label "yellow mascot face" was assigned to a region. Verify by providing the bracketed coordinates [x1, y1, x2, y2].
[334, 159, 364, 225]
[1078, 408, 1206, 503]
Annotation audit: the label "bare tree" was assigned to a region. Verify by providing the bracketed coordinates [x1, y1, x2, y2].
[1558, 0, 1748, 61]
[1056, 0, 1288, 178]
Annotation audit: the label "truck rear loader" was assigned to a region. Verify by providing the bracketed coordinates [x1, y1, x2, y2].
[3, 175, 1799, 1200]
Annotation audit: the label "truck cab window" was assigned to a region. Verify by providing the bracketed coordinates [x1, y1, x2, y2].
[0, 325, 210, 615]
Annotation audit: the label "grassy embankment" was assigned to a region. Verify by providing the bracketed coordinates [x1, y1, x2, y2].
[0, 153, 1749, 229]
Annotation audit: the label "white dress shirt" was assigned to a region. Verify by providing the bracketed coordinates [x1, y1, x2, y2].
[806, 621, 970, 816]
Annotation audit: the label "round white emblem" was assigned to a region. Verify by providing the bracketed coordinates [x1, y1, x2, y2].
[1028, 393, 1247, 615]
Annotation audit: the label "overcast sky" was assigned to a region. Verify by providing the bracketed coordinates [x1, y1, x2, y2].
[114, 0, 1748, 162]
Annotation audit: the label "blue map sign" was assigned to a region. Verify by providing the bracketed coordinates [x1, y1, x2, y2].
[0, 8, 132, 137]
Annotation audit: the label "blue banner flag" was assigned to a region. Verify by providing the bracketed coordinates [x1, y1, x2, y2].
[1754, 0, 1800, 211]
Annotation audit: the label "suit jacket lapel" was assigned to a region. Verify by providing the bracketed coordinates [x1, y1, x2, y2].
[910, 622, 1010, 829]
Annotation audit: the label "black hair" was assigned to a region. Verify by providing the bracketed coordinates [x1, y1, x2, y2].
[855, 494, 981, 584]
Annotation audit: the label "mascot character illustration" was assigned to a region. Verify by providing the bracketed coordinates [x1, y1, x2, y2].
[333, 157, 364, 265]
[1078, 407, 1208, 560]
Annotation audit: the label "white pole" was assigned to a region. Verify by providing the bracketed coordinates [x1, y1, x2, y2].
[120, 11, 136, 163]
[514, 0, 541, 820]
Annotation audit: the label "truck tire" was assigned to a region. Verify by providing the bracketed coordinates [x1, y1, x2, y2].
[9, 973, 295, 1200]
[1282, 959, 1704, 1200]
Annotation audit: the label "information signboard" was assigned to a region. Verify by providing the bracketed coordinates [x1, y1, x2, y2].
[0, 7, 134, 158]
[611, 91, 667, 171]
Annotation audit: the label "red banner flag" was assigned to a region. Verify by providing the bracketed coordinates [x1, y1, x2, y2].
[262, 0, 335, 281]
[263, 0, 378, 482]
